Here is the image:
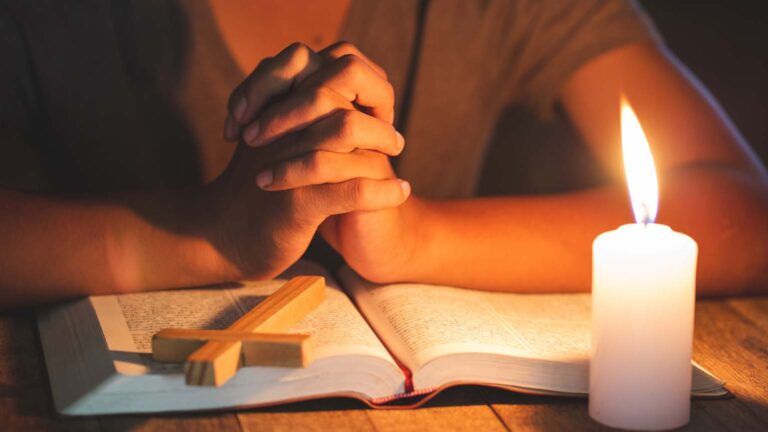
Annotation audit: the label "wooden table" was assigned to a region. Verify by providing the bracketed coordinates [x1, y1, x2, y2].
[2, 297, 767, 431]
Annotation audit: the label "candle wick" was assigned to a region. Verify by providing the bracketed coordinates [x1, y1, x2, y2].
[639, 202, 653, 226]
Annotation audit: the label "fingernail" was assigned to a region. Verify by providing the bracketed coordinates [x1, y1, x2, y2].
[395, 132, 405, 151]
[244, 122, 261, 147]
[224, 115, 236, 140]
[399, 179, 411, 196]
[234, 95, 248, 122]
[256, 170, 273, 188]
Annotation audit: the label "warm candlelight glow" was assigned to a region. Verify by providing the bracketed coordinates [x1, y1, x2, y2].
[621, 100, 659, 224]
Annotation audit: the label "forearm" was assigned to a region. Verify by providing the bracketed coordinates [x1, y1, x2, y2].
[0, 188, 233, 307]
[404, 166, 768, 296]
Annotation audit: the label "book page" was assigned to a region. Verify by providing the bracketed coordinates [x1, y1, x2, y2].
[93, 261, 395, 375]
[343, 270, 725, 397]
[343, 270, 591, 369]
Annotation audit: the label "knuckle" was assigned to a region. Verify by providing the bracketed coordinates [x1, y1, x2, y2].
[303, 151, 327, 176]
[272, 162, 291, 185]
[370, 149, 391, 165]
[303, 86, 345, 115]
[285, 42, 311, 59]
[322, 85, 353, 109]
[336, 54, 363, 76]
[251, 56, 275, 79]
[336, 40, 355, 50]
[376, 64, 389, 80]
[308, 86, 332, 107]
[359, 151, 392, 178]
[328, 41, 356, 54]
[256, 56, 274, 69]
[389, 127, 402, 153]
[243, 71, 261, 95]
[384, 80, 395, 103]
[348, 179, 372, 207]
[277, 42, 313, 75]
[227, 84, 246, 111]
[335, 110, 361, 143]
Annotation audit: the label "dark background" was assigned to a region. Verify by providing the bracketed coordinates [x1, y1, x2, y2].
[479, 0, 768, 195]
[643, 0, 768, 164]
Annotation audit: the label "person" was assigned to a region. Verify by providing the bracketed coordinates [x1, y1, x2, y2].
[0, 0, 765, 308]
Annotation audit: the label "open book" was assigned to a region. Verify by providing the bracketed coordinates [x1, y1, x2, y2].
[38, 261, 726, 415]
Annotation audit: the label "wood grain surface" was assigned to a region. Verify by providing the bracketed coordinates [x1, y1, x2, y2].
[1, 298, 766, 431]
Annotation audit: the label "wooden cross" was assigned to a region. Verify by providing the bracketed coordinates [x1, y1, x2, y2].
[151, 276, 326, 387]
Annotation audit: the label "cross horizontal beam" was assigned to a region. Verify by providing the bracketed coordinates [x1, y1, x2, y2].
[152, 328, 313, 367]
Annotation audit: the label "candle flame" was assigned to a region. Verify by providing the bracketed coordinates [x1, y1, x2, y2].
[621, 100, 658, 224]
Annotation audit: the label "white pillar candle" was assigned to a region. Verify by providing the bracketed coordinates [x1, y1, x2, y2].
[590, 224, 697, 429]
[589, 101, 698, 430]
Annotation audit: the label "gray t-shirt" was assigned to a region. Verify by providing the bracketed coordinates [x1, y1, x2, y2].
[0, 0, 657, 197]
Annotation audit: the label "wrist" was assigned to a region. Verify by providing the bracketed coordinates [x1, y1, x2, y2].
[378, 195, 437, 283]
[172, 183, 241, 286]
[99, 185, 238, 293]
[398, 196, 439, 282]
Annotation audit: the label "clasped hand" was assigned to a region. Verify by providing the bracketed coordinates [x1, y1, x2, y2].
[205, 42, 419, 282]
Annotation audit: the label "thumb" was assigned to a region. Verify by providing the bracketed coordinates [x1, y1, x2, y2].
[298, 178, 411, 217]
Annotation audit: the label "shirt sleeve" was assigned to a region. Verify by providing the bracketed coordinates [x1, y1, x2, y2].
[510, 0, 661, 119]
[0, 7, 47, 191]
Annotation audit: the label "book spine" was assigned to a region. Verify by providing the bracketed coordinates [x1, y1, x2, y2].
[394, 357, 414, 393]
[368, 386, 437, 405]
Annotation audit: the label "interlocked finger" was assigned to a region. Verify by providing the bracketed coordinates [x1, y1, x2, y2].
[257, 150, 394, 190]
